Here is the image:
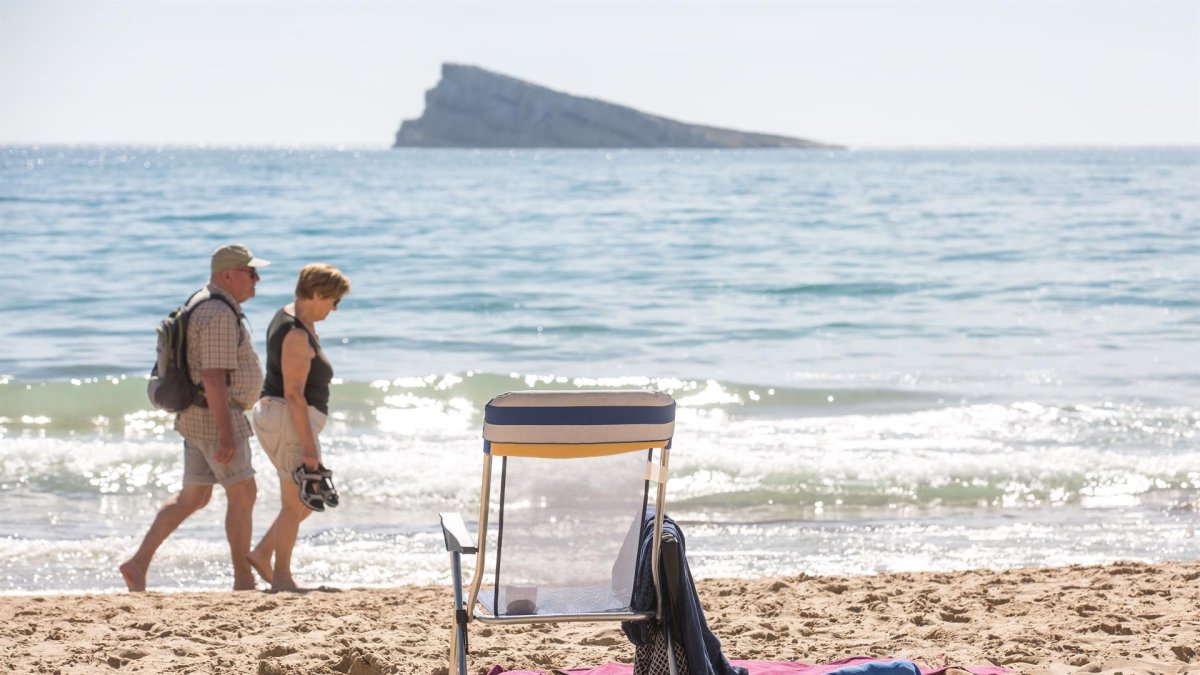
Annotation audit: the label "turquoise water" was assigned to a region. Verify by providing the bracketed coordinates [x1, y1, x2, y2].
[1, 146, 1198, 592]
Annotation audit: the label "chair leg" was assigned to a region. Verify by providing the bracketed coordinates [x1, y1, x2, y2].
[449, 551, 469, 675]
[449, 617, 470, 675]
[665, 625, 679, 675]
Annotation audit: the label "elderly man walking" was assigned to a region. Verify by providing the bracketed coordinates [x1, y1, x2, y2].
[121, 244, 269, 592]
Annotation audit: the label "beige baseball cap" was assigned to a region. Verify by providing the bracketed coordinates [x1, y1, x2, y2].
[211, 244, 271, 273]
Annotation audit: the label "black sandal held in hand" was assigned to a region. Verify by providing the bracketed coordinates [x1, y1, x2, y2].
[293, 463, 338, 512]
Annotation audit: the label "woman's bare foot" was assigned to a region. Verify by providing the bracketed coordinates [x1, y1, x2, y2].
[246, 550, 273, 584]
[119, 560, 146, 592]
[270, 575, 302, 592]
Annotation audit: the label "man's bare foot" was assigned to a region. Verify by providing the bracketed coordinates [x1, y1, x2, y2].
[246, 551, 273, 584]
[233, 570, 258, 591]
[119, 560, 146, 592]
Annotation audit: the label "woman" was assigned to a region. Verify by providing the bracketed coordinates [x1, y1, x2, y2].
[248, 263, 350, 591]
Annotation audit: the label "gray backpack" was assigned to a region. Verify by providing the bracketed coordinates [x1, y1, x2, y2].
[147, 290, 240, 412]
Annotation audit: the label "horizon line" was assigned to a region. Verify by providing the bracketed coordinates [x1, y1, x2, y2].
[3, 141, 1199, 152]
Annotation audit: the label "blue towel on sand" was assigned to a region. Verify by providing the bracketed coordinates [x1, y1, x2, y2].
[826, 661, 922, 675]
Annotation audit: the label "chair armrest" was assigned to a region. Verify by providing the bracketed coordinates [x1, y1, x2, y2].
[440, 512, 477, 554]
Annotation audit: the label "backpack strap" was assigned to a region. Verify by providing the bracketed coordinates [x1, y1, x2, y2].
[184, 291, 246, 345]
[181, 289, 248, 406]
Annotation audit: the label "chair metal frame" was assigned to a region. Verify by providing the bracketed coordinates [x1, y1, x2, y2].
[440, 389, 677, 675]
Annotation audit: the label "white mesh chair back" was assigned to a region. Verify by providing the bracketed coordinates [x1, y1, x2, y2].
[478, 390, 675, 619]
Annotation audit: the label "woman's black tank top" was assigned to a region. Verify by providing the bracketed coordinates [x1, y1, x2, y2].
[261, 307, 333, 414]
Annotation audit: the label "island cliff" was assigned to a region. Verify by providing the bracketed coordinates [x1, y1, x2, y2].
[394, 64, 838, 149]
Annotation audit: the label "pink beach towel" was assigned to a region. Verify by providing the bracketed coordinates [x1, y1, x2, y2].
[487, 656, 1009, 675]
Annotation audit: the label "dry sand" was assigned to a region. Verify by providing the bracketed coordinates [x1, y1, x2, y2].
[2, 560, 1197, 674]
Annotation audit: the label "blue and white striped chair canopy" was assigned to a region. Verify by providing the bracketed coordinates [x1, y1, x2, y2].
[482, 390, 676, 458]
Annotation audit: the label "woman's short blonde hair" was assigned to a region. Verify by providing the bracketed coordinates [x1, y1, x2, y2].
[295, 263, 351, 300]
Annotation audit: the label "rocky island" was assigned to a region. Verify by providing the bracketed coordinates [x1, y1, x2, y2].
[394, 64, 838, 149]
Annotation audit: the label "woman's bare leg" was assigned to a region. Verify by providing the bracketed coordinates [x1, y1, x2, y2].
[268, 474, 312, 591]
[247, 523, 276, 584]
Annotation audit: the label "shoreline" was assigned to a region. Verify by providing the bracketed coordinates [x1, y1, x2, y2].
[2, 561, 1196, 674]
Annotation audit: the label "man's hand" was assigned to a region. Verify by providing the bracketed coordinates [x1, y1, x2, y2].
[215, 435, 238, 464]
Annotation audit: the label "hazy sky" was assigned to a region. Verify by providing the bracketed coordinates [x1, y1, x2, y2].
[1, 1, 1197, 147]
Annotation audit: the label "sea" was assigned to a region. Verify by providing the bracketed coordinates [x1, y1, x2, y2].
[1, 145, 1197, 593]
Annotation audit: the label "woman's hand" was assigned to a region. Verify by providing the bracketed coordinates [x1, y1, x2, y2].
[301, 449, 320, 471]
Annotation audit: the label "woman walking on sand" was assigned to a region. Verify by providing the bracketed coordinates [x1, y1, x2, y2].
[248, 263, 350, 591]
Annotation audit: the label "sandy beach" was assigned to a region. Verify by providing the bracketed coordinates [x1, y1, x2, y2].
[2, 560, 1196, 674]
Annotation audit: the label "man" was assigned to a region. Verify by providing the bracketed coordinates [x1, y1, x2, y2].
[120, 244, 269, 592]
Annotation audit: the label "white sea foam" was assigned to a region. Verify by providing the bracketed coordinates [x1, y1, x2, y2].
[2, 383, 1198, 591]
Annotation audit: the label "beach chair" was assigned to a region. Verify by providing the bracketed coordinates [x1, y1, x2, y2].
[439, 389, 677, 675]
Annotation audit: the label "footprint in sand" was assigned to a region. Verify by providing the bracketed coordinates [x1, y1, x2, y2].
[330, 648, 386, 675]
[258, 645, 297, 659]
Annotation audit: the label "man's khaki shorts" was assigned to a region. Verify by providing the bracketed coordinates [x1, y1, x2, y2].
[251, 396, 327, 481]
[182, 435, 255, 487]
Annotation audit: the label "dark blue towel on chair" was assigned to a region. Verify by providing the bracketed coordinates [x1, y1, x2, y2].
[621, 513, 746, 675]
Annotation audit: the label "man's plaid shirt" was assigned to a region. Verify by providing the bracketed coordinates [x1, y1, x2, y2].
[174, 284, 263, 444]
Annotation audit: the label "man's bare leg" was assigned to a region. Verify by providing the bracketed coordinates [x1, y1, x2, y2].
[223, 476, 258, 591]
[119, 484, 213, 592]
